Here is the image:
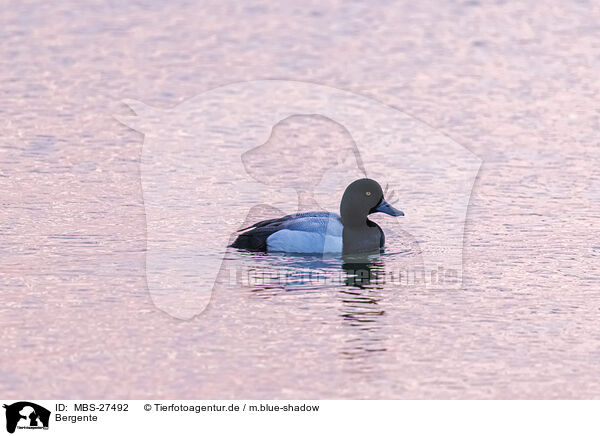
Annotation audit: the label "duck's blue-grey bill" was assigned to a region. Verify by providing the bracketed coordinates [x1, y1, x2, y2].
[375, 198, 404, 216]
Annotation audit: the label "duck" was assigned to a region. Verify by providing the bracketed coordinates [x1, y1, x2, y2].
[230, 178, 404, 254]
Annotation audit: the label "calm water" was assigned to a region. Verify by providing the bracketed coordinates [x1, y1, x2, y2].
[1, 0, 599, 399]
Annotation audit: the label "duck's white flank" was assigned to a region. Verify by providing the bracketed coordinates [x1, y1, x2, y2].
[266, 215, 343, 254]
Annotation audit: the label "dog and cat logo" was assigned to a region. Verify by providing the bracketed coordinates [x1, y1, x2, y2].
[3, 402, 50, 433]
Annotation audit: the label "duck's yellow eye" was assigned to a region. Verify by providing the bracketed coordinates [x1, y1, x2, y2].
[365, 191, 371, 196]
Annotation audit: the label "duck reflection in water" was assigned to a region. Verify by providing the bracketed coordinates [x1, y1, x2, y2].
[341, 252, 385, 289]
[338, 254, 388, 365]
[233, 250, 390, 365]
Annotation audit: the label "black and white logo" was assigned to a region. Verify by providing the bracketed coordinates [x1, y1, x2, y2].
[3, 402, 50, 434]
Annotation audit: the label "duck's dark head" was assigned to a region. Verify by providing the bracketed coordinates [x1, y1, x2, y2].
[340, 178, 404, 226]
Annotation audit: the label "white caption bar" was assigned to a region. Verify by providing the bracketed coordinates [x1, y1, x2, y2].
[0, 400, 598, 436]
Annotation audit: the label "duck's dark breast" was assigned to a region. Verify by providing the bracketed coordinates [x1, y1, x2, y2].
[377, 223, 385, 248]
[342, 222, 384, 254]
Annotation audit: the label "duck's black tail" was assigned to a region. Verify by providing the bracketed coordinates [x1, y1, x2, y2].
[230, 219, 287, 251]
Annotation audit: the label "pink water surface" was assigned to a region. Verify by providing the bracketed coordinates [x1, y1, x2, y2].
[1, 0, 599, 398]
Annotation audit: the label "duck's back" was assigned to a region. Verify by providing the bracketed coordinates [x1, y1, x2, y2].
[231, 212, 343, 253]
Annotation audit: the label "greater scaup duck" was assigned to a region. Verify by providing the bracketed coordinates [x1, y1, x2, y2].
[231, 178, 403, 254]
